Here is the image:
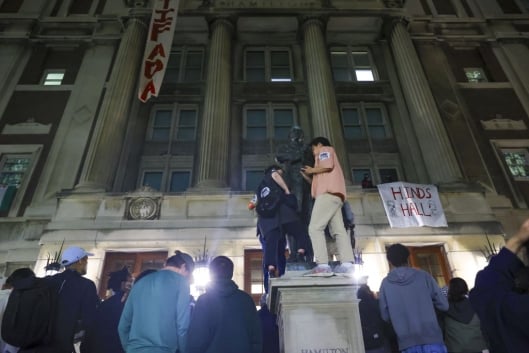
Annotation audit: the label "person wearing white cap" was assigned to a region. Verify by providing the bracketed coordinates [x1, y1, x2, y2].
[45, 246, 100, 353]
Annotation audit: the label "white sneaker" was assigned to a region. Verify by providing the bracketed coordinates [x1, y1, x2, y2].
[303, 264, 334, 277]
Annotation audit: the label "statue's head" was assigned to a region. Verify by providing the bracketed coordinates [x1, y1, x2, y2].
[289, 126, 304, 144]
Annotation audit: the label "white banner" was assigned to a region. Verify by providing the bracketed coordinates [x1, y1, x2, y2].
[378, 182, 447, 228]
[138, 0, 180, 102]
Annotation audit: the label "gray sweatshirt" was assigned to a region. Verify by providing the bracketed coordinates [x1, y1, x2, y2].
[378, 266, 448, 350]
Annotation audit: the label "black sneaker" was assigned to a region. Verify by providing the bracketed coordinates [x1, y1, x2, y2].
[296, 253, 306, 263]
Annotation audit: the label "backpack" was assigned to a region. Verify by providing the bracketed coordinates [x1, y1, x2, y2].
[359, 300, 386, 350]
[255, 173, 284, 218]
[1, 276, 60, 349]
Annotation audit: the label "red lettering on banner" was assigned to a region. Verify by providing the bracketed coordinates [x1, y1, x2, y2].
[150, 8, 175, 41]
[143, 43, 166, 79]
[144, 59, 164, 79]
[390, 186, 433, 200]
[400, 202, 432, 217]
[140, 80, 156, 102]
[147, 43, 166, 60]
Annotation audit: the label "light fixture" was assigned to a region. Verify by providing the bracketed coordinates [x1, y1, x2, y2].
[190, 236, 211, 299]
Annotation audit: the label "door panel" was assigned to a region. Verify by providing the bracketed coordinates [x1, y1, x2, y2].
[99, 251, 167, 298]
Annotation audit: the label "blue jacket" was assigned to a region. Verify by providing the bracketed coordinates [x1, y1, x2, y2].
[469, 247, 529, 353]
[118, 269, 191, 353]
[187, 278, 262, 353]
[379, 267, 448, 350]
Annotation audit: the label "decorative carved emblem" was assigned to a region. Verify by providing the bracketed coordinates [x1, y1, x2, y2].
[127, 197, 160, 220]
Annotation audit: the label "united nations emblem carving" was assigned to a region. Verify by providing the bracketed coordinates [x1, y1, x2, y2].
[127, 197, 159, 220]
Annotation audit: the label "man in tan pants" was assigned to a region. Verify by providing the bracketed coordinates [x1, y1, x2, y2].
[301, 136, 355, 274]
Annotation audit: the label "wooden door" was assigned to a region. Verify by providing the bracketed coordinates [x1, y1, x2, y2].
[98, 251, 168, 298]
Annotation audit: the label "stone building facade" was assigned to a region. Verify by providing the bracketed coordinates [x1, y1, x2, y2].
[0, 0, 528, 301]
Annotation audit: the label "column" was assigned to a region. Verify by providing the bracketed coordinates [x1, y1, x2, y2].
[389, 20, 462, 183]
[76, 15, 147, 191]
[301, 17, 350, 180]
[195, 18, 234, 188]
[497, 41, 529, 114]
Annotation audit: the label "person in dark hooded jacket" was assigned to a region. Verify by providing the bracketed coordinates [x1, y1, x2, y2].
[81, 267, 132, 353]
[469, 218, 529, 353]
[442, 277, 487, 353]
[187, 256, 262, 353]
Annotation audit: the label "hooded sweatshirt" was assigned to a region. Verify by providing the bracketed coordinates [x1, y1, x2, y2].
[118, 269, 191, 353]
[187, 278, 262, 353]
[379, 266, 448, 351]
[443, 298, 487, 353]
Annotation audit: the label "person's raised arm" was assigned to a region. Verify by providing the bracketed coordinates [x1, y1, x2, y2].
[505, 218, 529, 255]
[271, 170, 290, 194]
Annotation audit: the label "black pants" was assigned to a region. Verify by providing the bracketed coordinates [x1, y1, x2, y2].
[263, 220, 311, 270]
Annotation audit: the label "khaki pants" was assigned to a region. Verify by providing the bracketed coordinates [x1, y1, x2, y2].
[308, 193, 354, 264]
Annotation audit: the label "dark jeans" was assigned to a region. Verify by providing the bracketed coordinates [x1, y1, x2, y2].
[259, 233, 286, 293]
[263, 220, 310, 271]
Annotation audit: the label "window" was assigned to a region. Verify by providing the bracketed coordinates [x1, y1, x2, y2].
[41, 70, 65, 86]
[244, 249, 265, 305]
[244, 104, 295, 140]
[432, 0, 456, 15]
[0, 0, 23, 13]
[140, 170, 191, 192]
[0, 145, 41, 217]
[330, 49, 376, 82]
[464, 68, 488, 83]
[244, 48, 292, 82]
[245, 170, 263, 192]
[379, 168, 399, 183]
[169, 171, 191, 192]
[501, 148, 529, 180]
[148, 105, 198, 142]
[340, 104, 389, 140]
[164, 47, 204, 84]
[352, 168, 372, 186]
[352, 167, 399, 186]
[497, 0, 522, 13]
[68, 0, 93, 14]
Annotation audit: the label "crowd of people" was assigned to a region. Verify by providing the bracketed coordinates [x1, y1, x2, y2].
[1, 132, 529, 353]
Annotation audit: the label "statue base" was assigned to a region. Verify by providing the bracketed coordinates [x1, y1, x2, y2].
[268, 274, 367, 353]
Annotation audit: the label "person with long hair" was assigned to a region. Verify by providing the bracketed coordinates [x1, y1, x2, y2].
[443, 278, 488, 353]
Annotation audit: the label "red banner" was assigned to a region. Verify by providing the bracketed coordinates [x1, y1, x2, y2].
[138, 0, 180, 102]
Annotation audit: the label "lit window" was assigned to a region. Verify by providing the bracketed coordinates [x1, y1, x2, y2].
[245, 48, 292, 82]
[331, 49, 376, 82]
[464, 68, 488, 83]
[501, 148, 529, 179]
[0, 146, 41, 217]
[340, 104, 389, 140]
[42, 71, 65, 85]
[244, 104, 296, 140]
[352, 169, 372, 186]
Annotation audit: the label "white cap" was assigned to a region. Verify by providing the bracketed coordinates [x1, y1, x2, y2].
[61, 246, 94, 266]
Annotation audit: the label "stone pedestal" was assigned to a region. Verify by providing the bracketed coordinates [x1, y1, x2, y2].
[269, 276, 366, 353]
